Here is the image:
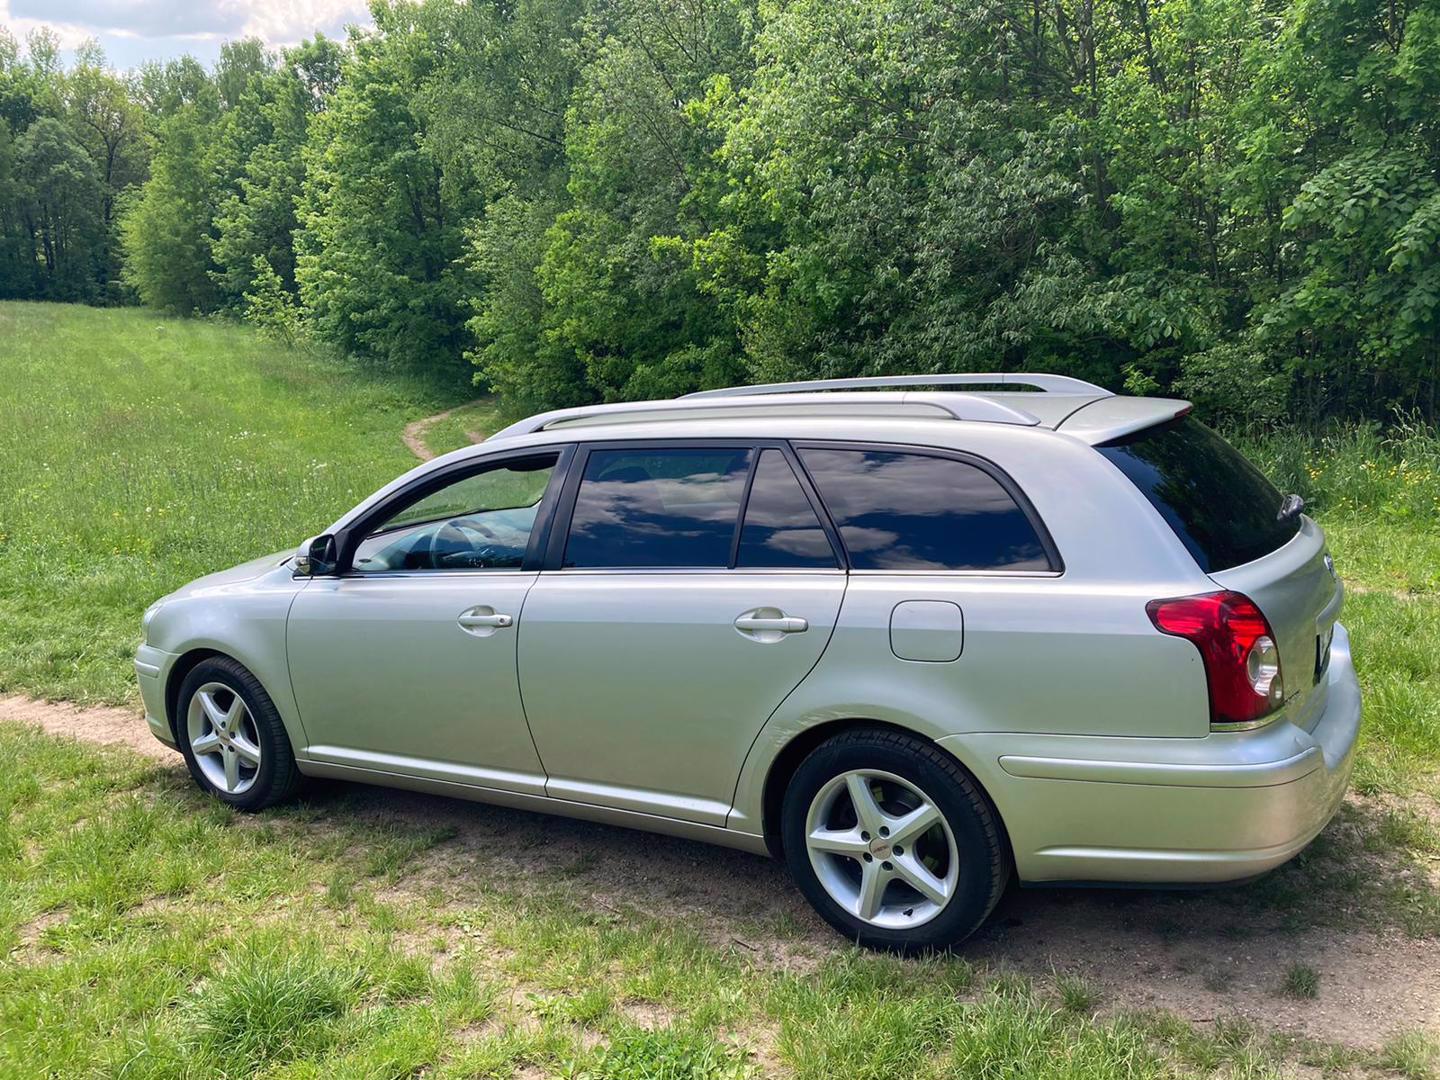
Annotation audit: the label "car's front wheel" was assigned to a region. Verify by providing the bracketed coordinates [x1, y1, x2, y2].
[177, 657, 301, 811]
[781, 728, 1010, 951]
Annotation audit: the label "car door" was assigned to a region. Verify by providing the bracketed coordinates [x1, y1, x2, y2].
[286, 447, 570, 795]
[517, 442, 848, 825]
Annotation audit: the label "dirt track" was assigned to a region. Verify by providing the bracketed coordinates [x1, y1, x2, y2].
[401, 399, 489, 461]
[4, 693, 1437, 1049]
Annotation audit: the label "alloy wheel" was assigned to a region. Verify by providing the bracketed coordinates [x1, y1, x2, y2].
[804, 768, 960, 929]
[186, 681, 262, 795]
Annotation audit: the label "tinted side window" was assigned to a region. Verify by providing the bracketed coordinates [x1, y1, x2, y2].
[564, 448, 751, 568]
[736, 450, 838, 568]
[352, 456, 556, 573]
[797, 448, 1052, 571]
[1097, 417, 1298, 572]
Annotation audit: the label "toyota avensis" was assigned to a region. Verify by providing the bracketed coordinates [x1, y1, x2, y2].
[136, 374, 1360, 950]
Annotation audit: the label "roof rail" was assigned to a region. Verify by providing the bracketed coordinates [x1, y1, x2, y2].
[684, 372, 1111, 398]
[487, 391, 1041, 441]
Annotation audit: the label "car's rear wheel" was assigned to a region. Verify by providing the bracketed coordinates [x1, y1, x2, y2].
[177, 657, 301, 811]
[781, 728, 1009, 951]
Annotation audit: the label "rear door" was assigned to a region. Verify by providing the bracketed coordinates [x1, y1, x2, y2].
[517, 442, 847, 825]
[1096, 417, 1342, 726]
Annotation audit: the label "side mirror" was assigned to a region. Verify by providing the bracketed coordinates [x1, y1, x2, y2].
[294, 534, 339, 577]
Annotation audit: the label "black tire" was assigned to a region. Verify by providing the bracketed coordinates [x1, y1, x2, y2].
[781, 728, 1010, 952]
[176, 656, 302, 811]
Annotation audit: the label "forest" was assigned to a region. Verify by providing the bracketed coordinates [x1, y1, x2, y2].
[1, 0, 1437, 423]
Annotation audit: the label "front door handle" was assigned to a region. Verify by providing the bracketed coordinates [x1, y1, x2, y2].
[457, 607, 513, 636]
[734, 609, 809, 643]
[734, 614, 808, 633]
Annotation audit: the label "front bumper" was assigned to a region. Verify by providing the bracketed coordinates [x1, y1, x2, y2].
[942, 623, 1362, 884]
[135, 644, 181, 749]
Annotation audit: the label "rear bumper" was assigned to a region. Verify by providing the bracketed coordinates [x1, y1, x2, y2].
[135, 644, 180, 749]
[942, 623, 1361, 884]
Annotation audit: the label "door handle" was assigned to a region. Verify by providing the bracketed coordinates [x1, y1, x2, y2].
[458, 609, 513, 631]
[734, 613, 808, 634]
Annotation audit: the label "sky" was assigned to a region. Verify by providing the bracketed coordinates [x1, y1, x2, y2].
[1, 0, 373, 69]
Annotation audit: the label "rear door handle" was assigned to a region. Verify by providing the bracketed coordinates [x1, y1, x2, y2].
[734, 613, 808, 634]
[457, 608, 513, 634]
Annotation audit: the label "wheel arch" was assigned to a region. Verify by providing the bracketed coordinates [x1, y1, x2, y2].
[164, 648, 226, 742]
[758, 717, 1013, 866]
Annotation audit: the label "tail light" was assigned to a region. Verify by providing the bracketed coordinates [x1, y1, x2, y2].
[1146, 591, 1285, 728]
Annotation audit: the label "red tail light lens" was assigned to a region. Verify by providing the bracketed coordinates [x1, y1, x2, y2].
[1146, 591, 1285, 727]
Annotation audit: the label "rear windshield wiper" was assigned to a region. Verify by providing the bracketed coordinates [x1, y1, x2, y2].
[1277, 493, 1305, 523]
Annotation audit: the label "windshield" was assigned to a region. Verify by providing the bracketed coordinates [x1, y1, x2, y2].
[1098, 417, 1300, 572]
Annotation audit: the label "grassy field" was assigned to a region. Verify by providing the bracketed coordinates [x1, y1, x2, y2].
[0, 303, 460, 704]
[2, 302, 1439, 1077]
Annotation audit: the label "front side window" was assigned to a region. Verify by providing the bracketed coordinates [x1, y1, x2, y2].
[352, 456, 556, 572]
[797, 448, 1052, 571]
[564, 448, 752, 568]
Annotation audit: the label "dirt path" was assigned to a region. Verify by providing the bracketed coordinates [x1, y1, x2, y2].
[4, 693, 1438, 1049]
[402, 400, 490, 462]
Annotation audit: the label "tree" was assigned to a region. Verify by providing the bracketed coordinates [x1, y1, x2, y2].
[62, 42, 147, 298]
[296, 2, 482, 373]
[212, 37, 344, 310]
[119, 99, 219, 312]
[15, 116, 103, 299]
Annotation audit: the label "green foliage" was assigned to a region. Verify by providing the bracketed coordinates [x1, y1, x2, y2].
[119, 99, 220, 312]
[295, 2, 483, 376]
[7, 0, 1440, 411]
[14, 116, 102, 300]
[243, 255, 303, 340]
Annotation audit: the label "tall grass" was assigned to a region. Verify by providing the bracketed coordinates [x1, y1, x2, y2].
[1237, 416, 1440, 524]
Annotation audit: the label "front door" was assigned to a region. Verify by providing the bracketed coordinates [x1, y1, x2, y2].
[287, 450, 565, 794]
[518, 444, 848, 824]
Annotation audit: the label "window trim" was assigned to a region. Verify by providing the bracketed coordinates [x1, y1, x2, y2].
[789, 439, 1065, 575]
[333, 445, 575, 576]
[543, 439, 845, 572]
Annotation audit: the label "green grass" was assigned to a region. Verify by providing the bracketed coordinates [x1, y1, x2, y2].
[0, 302, 462, 703]
[1279, 963, 1320, 1000]
[2, 724, 1418, 1078]
[423, 397, 505, 458]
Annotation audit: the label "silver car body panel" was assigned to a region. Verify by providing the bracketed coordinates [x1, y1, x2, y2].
[287, 571, 548, 795]
[138, 400, 1362, 884]
[518, 569, 846, 825]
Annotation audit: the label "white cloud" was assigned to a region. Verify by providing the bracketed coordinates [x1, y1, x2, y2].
[238, 0, 368, 47]
[0, 0, 372, 67]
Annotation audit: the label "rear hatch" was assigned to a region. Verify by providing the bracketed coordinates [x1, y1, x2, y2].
[1089, 415, 1342, 729]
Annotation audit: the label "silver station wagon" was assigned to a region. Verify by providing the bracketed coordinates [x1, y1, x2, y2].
[136, 374, 1361, 950]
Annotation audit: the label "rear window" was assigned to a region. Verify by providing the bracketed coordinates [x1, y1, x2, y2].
[1098, 417, 1299, 572]
[564, 448, 751, 568]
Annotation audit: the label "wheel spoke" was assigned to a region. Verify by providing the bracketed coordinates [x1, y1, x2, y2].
[845, 773, 884, 833]
[855, 857, 888, 920]
[231, 734, 262, 766]
[199, 691, 227, 730]
[888, 802, 941, 846]
[190, 731, 222, 757]
[893, 852, 949, 906]
[223, 698, 245, 734]
[223, 746, 240, 791]
[807, 827, 867, 857]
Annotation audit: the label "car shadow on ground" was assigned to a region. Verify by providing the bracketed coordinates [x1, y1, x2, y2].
[262, 771, 1440, 1048]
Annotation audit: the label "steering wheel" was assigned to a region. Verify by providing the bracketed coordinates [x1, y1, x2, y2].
[427, 520, 473, 567]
